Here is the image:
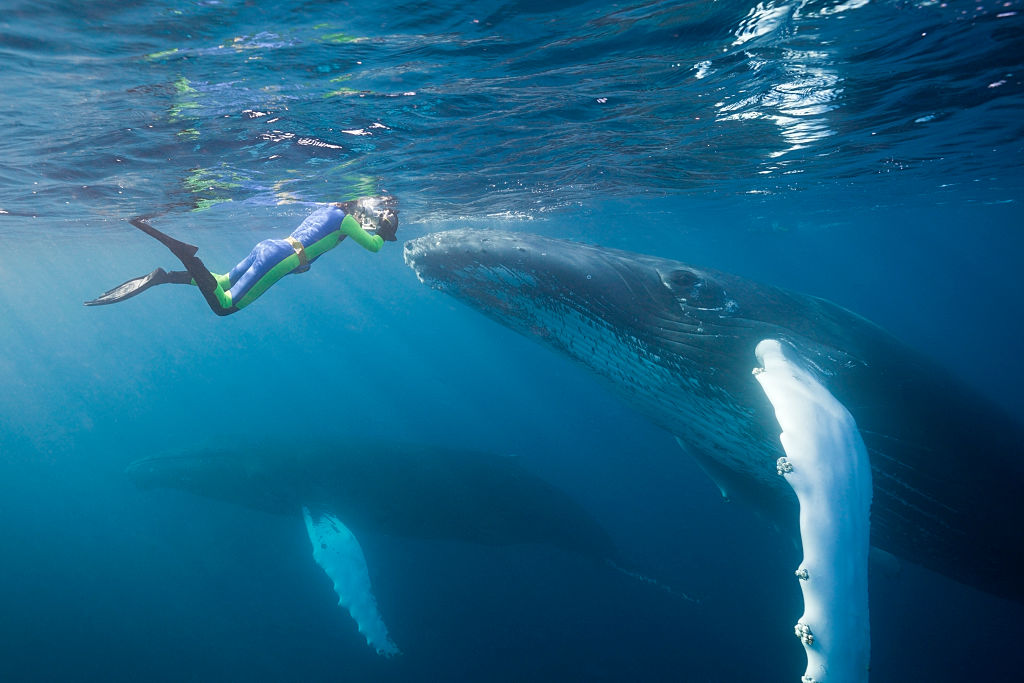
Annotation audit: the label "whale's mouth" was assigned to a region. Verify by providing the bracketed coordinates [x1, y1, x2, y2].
[403, 229, 540, 291]
[402, 232, 450, 288]
[125, 456, 166, 489]
[125, 449, 233, 490]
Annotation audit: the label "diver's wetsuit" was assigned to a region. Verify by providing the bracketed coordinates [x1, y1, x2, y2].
[211, 204, 385, 313]
[85, 201, 396, 315]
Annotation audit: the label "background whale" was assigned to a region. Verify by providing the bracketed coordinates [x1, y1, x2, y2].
[404, 228, 1024, 604]
[126, 439, 660, 653]
[127, 439, 618, 558]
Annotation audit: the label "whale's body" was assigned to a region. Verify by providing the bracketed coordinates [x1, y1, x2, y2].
[127, 439, 628, 654]
[128, 439, 618, 560]
[404, 228, 1024, 603]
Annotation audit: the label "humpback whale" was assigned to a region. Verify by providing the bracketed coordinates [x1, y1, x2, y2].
[403, 229, 1024, 605]
[126, 439, 655, 655]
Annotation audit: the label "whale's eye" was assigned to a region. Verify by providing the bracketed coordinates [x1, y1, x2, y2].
[663, 269, 700, 292]
[664, 269, 729, 310]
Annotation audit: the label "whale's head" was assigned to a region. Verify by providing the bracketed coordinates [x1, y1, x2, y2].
[405, 229, 742, 352]
[126, 449, 237, 490]
[404, 229, 864, 383]
[126, 448, 293, 513]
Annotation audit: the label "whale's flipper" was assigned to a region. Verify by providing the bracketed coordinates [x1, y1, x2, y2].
[753, 339, 872, 683]
[302, 507, 399, 657]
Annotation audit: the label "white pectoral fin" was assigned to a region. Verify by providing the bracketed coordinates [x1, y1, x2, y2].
[753, 339, 872, 683]
[302, 507, 400, 657]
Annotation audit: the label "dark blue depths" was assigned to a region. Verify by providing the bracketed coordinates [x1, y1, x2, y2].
[1, 0, 1022, 681]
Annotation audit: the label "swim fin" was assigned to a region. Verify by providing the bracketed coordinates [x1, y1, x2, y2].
[129, 217, 199, 260]
[84, 268, 192, 306]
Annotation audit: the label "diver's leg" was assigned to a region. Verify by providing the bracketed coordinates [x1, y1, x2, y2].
[128, 217, 238, 316]
[165, 270, 194, 284]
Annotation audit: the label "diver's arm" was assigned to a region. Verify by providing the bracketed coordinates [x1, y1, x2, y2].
[339, 214, 385, 253]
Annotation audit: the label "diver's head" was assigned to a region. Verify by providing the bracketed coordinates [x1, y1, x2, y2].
[339, 196, 399, 240]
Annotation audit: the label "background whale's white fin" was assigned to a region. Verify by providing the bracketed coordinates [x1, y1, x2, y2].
[753, 339, 872, 683]
[302, 506, 400, 657]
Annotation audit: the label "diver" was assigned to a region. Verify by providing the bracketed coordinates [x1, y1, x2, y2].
[84, 196, 398, 316]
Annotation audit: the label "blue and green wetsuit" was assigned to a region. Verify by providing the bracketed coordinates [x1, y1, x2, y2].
[83, 200, 396, 314]
[209, 204, 384, 313]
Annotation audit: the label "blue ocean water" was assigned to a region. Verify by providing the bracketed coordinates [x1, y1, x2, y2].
[1, 0, 1022, 680]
